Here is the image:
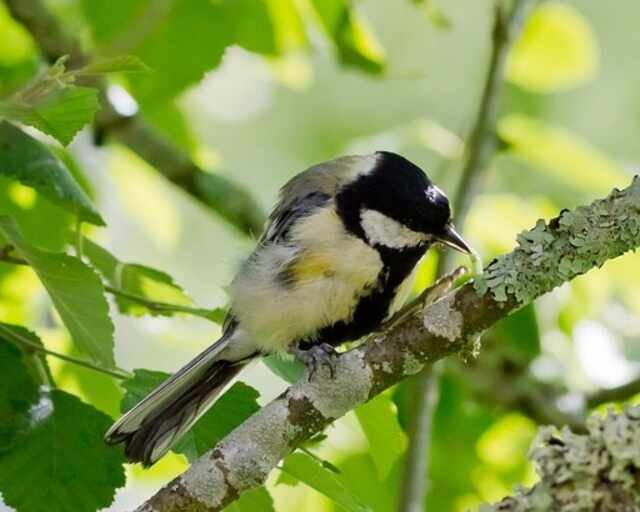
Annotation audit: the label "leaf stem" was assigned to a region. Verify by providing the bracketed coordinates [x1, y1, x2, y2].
[0, 245, 225, 324]
[103, 285, 224, 324]
[0, 323, 131, 379]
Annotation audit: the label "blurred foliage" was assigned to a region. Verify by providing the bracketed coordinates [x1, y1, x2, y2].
[0, 0, 639, 511]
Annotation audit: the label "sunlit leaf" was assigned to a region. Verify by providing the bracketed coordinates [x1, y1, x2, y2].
[0, 339, 125, 512]
[266, 0, 308, 52]
[310, 0, 385, 74]
[279, 452, 372, 512]
[0, 217, 115, 367]
[354, 393, 407, 481]
[120, 370, 260, 462]
[0, 176, 74, 251]
[506, 2, 599, 92]
[1, 87, 100, 146]
[0, 121, 104, 225]
[476, 413, 536, 472]
[498, 114, 628, 195]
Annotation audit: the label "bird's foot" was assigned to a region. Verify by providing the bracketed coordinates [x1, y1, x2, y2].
[289, 343, 339, 381]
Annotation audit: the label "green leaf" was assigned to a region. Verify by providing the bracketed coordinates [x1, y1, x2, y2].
[330, 452, 399, 512]
[0, 217, 115, 367]
[262, 354, 305, 384]
[82, 237, 192, 313]
[354, 393, 407, 480]
[0, 322, 53, 390]
[221, 0, 278, 56]
[0, 121, 104, 225]
[490, 304, 540, 363]
[310, 0, 385, 74]
[425, 373, 502, 511]
[80, 0, 150, 44]
[0, 339, 125, 512]
[82, 237, 224, 322]
[82, 0, 277, 104]
[0, 338, 39, 452]
[279, 452, 372, 512]
[2, 87, 100, 146]
[77, 55, 151, 75]
[223, 486, 275, 512]
[506, 2, 599, 92]
[0, 176, 74, 251]
[120, 370, 261, 461]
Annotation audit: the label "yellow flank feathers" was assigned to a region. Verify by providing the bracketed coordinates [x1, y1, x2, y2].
[289, 253, 336, 281]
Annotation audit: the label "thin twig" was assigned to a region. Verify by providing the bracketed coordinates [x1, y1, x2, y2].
[0, 323, 131, 379]
[399, 1, 539, 509]
[397, 366, 442, 512]
[587, 376, 640, 409]
[104, 285, 224, 323]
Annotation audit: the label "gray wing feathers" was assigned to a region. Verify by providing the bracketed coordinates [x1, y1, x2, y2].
[263, 154, 378, 242]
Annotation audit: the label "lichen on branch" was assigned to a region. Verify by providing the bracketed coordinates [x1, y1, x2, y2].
[477, 176, 640, 304]
[482, 406, 640, 512]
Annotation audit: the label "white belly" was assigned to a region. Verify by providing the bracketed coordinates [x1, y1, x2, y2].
[229, 207, 383, 353]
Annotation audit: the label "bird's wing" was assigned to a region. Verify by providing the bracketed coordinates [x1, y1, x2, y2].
[262, 154, 378, 243]
[262, 190, 331, 243]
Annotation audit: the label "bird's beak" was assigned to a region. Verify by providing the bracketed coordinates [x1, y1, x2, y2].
[438, 223, 472, 254]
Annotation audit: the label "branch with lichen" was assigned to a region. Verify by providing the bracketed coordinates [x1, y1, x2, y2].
[481, 406, 640, 512]
[4, 0, 265, 235]
[136, 178, 640, 511]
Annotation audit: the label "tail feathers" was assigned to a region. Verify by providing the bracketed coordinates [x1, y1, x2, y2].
[106, 333, 253, 466]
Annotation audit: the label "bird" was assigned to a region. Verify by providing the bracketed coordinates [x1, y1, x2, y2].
[105, 151, 472, 466]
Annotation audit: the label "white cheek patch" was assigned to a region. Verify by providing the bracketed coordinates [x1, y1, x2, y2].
[360, 209, 427, 249]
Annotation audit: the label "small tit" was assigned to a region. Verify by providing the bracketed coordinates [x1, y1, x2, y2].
[105, 151, 472, 465]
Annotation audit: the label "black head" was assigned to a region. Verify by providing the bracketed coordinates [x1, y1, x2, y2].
[336, 151, 470, 253]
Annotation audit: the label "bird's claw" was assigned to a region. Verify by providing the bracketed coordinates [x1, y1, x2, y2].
[289, 343, 339, 381]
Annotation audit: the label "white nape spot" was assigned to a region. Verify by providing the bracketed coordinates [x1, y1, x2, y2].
[360, 208, 427, 249]
[425, 185, 444, 202]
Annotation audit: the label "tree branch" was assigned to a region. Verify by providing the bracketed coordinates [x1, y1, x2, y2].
[587, 376, 640, 409]
[481, 406, 640, 511]
[401, 1, 538, 508]
[136, 178, 640, 511]
[4, 0, 266, 236]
